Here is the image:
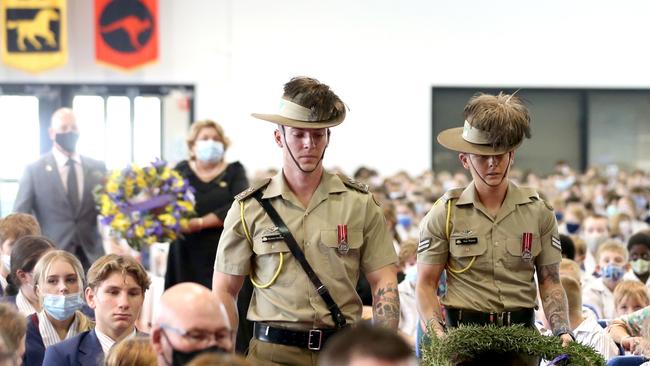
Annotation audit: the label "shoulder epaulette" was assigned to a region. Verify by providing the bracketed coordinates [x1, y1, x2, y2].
[235, 178, 271, 201]
[520, 187, 553, 210]
[520, 187, 541, 200]
[441, 187, 463, 203]
[337, 174, 369, 194]
[432, 187, 463, 208]
[541, 199, 554, 211]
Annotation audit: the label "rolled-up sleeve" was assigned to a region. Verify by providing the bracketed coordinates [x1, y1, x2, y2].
[417, 201, 449, 265]
[361, 194, 397, 274]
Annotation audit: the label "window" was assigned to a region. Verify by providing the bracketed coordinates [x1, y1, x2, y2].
[133, 96, 162, 166]
[0, 83, 193, 214]
[0, 96, 40, 179]
[73, 96, 106, 162]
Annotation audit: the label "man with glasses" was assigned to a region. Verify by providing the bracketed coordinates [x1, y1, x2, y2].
[416, 92, 574, 348]
[151, 282, 233, 365]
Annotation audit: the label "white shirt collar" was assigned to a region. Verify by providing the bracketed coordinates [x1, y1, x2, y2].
[16, 290, 38, 317]
[95, 327, 137, 355]
[37, 311, 80, 348]
[52, 146, 81, 167]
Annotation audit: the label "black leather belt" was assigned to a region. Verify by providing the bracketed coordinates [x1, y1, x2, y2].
[253, 323, 339, 351]
[445, 308, 535, 328]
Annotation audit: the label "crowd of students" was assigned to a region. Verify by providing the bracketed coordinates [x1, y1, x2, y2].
[2, 160, 650, 365]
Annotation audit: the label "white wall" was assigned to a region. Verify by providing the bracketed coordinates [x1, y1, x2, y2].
[2, 0, 650, 175]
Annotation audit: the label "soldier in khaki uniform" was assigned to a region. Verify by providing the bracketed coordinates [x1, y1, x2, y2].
[212, 77, 399, 366]
[416, 92, 574, 347]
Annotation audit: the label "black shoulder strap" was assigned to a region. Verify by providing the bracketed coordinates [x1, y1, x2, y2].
[253, 191, 348, 329]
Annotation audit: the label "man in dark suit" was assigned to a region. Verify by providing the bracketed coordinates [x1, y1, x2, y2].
[42, 254, 151, 365]
[13, 107, 107, 269]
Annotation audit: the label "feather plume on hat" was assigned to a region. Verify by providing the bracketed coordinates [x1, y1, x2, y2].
[437, 91, 532, 155]
[464, 92, 531, 151]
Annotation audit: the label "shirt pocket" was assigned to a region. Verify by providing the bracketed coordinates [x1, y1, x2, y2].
[251, 238, 291, 286]
[505, 233, 541, 271]
[319, 229, 363, 281]
[449, 231, 488, 258]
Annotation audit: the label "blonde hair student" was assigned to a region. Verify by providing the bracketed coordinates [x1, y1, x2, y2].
[613, 280, 650, 317]
[24, 250, 93, 365]
[103, 336, 156, 366]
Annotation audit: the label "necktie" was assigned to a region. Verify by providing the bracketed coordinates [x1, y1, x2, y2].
[66, 159, 79, 211]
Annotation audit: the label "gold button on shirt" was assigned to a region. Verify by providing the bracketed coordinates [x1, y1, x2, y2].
[417, 181, 561, 312]
[215, 171, 397, 329]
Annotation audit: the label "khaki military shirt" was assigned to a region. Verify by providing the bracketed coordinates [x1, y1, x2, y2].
[215, 171, 397, 329]
[417, 181, 561, 312]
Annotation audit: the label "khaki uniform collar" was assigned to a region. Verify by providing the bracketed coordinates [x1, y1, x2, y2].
[262, 170, 346, 211]
[456, 180, 533, 223]
[456, 181, 532, 206]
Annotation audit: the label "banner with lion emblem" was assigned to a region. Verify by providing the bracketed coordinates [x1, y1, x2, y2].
[95, 0, 158, 71]
[1, 0, 67, 73]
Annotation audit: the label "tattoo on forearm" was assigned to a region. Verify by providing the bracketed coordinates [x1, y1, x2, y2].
[538, 264, 570, 333]
[538, 263, 561, 284]
[373, 283, 400, 329]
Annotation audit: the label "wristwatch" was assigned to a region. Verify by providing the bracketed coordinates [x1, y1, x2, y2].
[553, 327, 575, 341]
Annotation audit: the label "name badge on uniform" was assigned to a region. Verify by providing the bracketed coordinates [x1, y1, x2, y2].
[521, 232, 533, 262]
[453, 229, 478, 245]
[455, 238, 478, 245]
[337, 224, 349, 255]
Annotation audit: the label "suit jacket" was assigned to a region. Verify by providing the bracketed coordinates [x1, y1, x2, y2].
[13, 152, 107, 263]
[42, 329, 102, 366]
[24, 314, 45, 366]
[43, 329, 149, 366]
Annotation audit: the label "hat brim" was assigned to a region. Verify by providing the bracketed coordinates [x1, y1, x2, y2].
[251, 113, 344, 129]
[437, 127, 521, 155]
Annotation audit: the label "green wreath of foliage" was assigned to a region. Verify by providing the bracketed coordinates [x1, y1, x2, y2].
[420, 325, 606, 366]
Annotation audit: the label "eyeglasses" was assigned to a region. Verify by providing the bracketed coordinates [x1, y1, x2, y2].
[160, 323, 232, 347]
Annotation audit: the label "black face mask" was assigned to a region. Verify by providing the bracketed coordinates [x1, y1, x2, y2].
[55, 132, 79, 153]
[162, 331, 227, 366]
[170, 345, 226, 365]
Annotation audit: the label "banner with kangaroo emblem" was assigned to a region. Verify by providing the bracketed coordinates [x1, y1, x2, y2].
[95, 0, 158, 71]
[0, 0, 67, 73]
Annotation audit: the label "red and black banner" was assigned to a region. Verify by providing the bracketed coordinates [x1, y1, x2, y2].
[95, 0, 158, 71]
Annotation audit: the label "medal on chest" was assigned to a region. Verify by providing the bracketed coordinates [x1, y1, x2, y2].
[521, 232, 533, 262]
[337, 224, 349, 255]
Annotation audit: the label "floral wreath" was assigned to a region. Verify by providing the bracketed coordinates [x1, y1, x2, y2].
[96, 159, 195, 250]
[420, 324, 605, 366]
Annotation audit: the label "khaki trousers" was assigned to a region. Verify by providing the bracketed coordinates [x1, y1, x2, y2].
[246, 338, 319, 366]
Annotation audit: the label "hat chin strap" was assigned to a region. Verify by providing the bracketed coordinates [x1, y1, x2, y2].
[468, 153, 511, 188]
[281, 126, 328, 174]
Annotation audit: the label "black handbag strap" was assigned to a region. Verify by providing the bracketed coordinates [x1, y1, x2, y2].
[253, 191, 347, 329]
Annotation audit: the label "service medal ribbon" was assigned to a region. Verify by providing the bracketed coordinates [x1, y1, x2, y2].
[521, 232, 533, 262]
[337, 224, 349, 255]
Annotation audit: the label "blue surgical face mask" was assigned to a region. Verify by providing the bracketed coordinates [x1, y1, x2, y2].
[194, 140, 224, 163]
[600, 264, 626, 282]
[42, 292, 83, 321]
[404, 265, 417, 284]
[566, 222, 580, 234]
[396, 214, 412, 229]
